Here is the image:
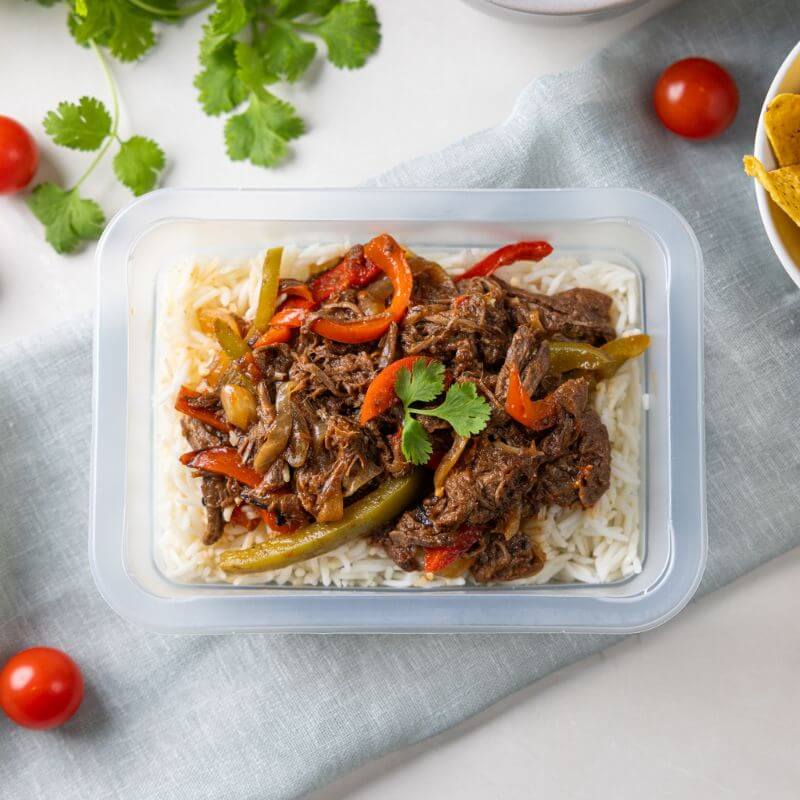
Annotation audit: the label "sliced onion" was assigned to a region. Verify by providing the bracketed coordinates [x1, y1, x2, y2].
[253, 382, 295, 473]
[220, 384, 257, 430]
[501, 503, 522, 541]
[342, 462, 382, 497]
[316, 485, 344, 523]
[356, 289, 387, 316]
[433, 434, 469, 497]
[285, 401, 311, 468]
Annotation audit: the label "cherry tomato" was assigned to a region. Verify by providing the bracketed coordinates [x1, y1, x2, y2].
[0, 647, 84, 730]
[653, 58, 739, 140]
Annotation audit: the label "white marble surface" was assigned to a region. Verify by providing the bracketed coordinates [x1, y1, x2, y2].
[2, 0, 798, 797]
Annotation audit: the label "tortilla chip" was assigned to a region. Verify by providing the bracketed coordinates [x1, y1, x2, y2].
[765, 93, 800, 167]
[744, 155, 800, 226]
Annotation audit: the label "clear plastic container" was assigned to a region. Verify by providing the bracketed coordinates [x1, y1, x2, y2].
[90, 188, 706, 633]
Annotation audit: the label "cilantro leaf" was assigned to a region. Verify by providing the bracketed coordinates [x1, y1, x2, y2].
[275, 0, 340, 17]
[107, 8, 155, 62]
[195, 41, 248, 115]
[71, 0, 155, 62]
[420, 382, 492, 437]
[394, 359, 491, 463]
[395, 360, 445, 407]
[235, 41, 276, 93]
[259, 23, 317, 82]
[400, 414, 432, 467]
[27, 183, 105, 254]
[43, 96, 112, 151]
[224, 92, 305, 167]
[200, 0, 248, 56]
[113, 136, 165, 195]
[309, 0, 380, 69]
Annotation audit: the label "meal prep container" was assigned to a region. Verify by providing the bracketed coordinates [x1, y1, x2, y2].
[90, 188, 706, 634]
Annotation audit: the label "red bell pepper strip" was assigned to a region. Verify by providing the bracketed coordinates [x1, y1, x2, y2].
[268, 297, 315, 328]
[424, 529, 479, 574]
[252, 325, 292, 349]
[256, 506, 301, 535]
[175, 386, 229, 433]
[505, 366, 559, 431]
[309, 248, 382, 303]
[311, 313, 394, 345]
[230, 506, 259, 531]
[455, 240, 553, 282]
[311, 234, 413, 344]
[281, 282, 315, 303]
[231, 502, 300, 535]
[180, 447, 263, 488]
[359, 355, 427, 424]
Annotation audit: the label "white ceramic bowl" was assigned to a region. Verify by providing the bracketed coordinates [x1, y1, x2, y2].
[752, 40, 800, 290]
[464, 0, 649, 20]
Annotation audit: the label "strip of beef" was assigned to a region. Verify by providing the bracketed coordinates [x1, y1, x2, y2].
[471, 530, 545, 583]
[372, 528, 419, 571]
[495, 326, 549, 402]
[199, 476, 237, 545]
[536, 407, 610, 509]
[181, 416, 234, 545]
[181, 416, 227, 451]
[507, 285, 616, 345]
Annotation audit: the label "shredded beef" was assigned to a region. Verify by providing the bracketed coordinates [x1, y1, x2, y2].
[179, 245, 620, 582]
[181, 416, 227, 451]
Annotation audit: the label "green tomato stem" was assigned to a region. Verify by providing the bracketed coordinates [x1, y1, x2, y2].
[72, 40, 120, 191]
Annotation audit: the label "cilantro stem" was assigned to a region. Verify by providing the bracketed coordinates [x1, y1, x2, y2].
[73, 41, 120, 192]
[126, 0, 212, 18]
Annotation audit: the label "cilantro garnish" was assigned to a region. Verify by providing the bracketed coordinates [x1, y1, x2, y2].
[27, 46, 165, 254]
[27, 183, 105, 255]
[27, 0, 381, 252]
[395, 360, 492, 466]
[197, 0, 381, 168]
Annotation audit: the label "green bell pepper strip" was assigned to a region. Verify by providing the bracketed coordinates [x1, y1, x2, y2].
[547, 334, 650, 380]
[214, 318, 250, 360]
[220, 470, 427, 573]
[249, 247, 283, 337]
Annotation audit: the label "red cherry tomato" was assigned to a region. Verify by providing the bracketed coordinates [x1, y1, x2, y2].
[0, 116, 39, 194]
[654, 58, 739, 140]
[0, 647, 84, 730]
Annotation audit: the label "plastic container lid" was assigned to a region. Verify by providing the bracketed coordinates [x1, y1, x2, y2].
[90, 188, 706, 633]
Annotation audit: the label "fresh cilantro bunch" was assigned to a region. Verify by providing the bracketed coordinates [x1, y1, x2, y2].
[395, 361, 492, 466]
[27, 47, 165, 253]
[195, 0, 381, 167]
[24, 0, 380, 252]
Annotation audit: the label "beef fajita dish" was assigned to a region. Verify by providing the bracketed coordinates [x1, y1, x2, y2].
[156, 235, 649, 587]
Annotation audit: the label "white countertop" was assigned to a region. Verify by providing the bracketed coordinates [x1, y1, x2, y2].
[2, 0, 798, 796]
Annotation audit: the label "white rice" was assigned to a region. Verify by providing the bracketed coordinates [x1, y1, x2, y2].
[154, 244, 644, 588]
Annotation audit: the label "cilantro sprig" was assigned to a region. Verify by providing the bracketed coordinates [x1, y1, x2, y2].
[27, 42, 164, 253]
[395, 361, 492, 466]
[196, 0, 380, 167]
